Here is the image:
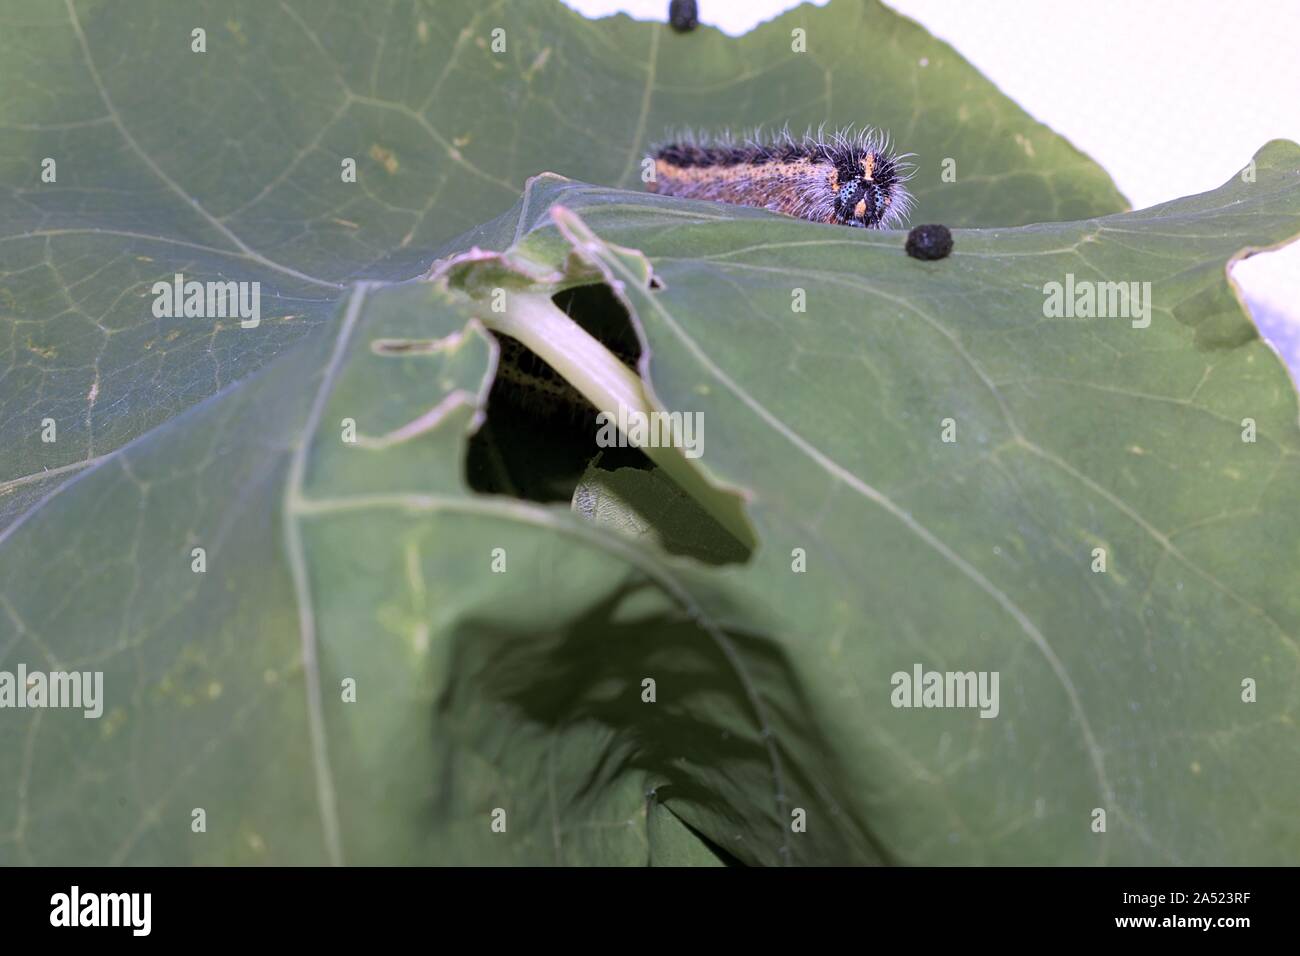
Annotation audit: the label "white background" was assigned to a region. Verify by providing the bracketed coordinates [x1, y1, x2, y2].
[562, 0, 1300, 375]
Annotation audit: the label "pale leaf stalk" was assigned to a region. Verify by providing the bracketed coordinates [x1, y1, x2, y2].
[484, 291, 752, 548]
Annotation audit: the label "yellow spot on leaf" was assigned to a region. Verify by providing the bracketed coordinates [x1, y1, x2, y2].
[100, 707, 127, 739]
[369, 143, 400, 175]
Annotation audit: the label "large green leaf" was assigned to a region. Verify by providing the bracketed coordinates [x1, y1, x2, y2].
[0, 0, 1126, 536]
[4, 0, 1290, 867]
[2, 135, 1296, 864]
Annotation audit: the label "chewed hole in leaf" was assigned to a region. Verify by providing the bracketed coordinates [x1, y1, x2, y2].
[464, 282, 751, 565]
[465, 284, 647, 501]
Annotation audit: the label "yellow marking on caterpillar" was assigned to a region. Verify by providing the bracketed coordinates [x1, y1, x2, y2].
[860, 154, 875, 181]
[853, 199, 867, 218]
[655, 158, 819, 184]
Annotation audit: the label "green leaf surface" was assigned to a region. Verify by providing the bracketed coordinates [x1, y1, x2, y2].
[3, 138, 1297, 864]
[1, 0, 1126, 536]
[572, 461, 750, 565]
[2, 0, 1290, 867]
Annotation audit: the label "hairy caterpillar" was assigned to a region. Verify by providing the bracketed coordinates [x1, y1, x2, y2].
[648, 127, 914, 229]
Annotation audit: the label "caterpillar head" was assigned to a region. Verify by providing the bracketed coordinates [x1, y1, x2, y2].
[831, 150, 911, 229]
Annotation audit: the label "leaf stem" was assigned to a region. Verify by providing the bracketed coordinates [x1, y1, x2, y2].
[484, 291, 753, 549]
